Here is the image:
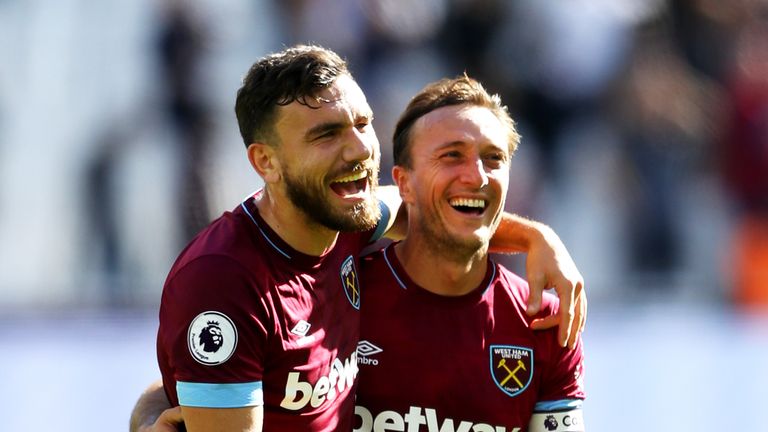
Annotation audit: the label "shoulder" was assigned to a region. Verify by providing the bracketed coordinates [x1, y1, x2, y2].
[163, 254, 265, 306]
[338, 227, 381, 252]
[495, 264, 560, 314]
[168, 210, 273, 285]
[493, 264, 530, 306]
[359, 244, 386, 264]
[358, 246, 401, 303]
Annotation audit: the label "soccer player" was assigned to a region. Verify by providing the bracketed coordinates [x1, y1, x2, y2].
[354, 76, 585, 432]
[131, 46, 585, 432]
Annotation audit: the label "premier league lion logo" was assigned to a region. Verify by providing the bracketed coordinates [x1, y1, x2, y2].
[199, 321, 223, 353]
[544, 415, 558, 431]
[188, 311, 238, 365]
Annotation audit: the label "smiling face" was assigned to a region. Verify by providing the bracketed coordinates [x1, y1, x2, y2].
[271, 74, 382, 232]
[394, 104, 511, 258]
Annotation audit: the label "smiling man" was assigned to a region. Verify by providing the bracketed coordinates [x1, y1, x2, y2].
[132, 46, 585, 432]
[354, 76, 585, 432]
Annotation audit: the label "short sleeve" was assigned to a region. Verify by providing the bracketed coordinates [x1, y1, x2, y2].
[158, 255, 271, 407]
[536, 294, 586, 403]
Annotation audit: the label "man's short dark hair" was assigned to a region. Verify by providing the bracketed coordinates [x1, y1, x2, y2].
[392, 74, 520, 168]
[234, 45, 349, 147]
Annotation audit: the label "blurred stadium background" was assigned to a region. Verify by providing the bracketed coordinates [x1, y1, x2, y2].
[1, 0, 767, 430]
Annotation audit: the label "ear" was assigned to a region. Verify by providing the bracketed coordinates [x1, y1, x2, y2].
[247, 142, 281, 184]
[391, 165, 414, 204]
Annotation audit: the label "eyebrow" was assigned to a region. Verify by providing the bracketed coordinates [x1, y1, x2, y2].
[434, 141, 466, 151]
[433, 139, 508, 155]
[303, 112, 373, 141]
[304, 121, 348, 140]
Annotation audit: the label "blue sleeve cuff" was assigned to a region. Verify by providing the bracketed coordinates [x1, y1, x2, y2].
[369, 199, 392, 243]
[534, 399, 583, 412]
[177, 381, 264, 408]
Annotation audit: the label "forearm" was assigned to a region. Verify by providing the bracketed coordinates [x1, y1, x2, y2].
[130, 380, 173, 432]
[489, 213, 551, 254]
[182, 406, 263, 432]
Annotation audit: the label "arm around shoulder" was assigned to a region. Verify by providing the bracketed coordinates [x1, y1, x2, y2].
[492, 213, 587, 348]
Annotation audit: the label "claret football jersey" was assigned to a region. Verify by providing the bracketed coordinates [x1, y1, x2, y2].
[157, 191, 380, 431]
[354, 244, 585, 432]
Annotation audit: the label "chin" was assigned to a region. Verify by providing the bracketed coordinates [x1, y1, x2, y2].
[451, 235, 489, 254]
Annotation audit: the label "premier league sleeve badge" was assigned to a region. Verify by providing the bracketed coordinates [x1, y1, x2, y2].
[187, 311, 238, 366]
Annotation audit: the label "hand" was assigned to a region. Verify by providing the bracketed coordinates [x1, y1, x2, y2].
[524, 224, 586, 348]
[136, 407, 184, 432]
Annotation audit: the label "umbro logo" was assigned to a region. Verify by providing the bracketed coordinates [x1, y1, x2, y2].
[291, 320, 311, 337]
[357, 340, 383, 366]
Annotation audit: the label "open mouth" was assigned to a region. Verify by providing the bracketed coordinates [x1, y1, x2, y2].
[330, 170, 369, 198]
[449, 197, 487, 215]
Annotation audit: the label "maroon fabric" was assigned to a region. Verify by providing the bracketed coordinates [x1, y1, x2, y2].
[355, 244, 585, 431]
[158, 192, 371, 431]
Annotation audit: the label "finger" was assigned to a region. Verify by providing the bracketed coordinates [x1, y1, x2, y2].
[530, 314, 558, 330]
[556, 281, 576, 348]
[567, 296, 581, 349]
[158, 407, 184, 426]
[579, 291, 588, 333]
[526, 273, 545, 316]
[567, 289, 587, 349]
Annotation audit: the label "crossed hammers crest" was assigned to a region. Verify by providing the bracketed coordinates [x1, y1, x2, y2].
[497, 357, 527, 388]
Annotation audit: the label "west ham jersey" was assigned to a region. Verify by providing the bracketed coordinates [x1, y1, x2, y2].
[157, 192, 377, 431]
[354, 245, 585, 432]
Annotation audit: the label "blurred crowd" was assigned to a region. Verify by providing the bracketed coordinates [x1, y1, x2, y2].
[1, 0, 766, 310]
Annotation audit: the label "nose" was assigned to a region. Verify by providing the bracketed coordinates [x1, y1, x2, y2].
[460, 158, 489, 189]
[343, 129, 375, 163]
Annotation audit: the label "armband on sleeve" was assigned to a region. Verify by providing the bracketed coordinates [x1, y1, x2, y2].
[528, 399, 584, 432]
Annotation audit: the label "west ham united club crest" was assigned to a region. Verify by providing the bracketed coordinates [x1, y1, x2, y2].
[490, 345, 533, 397]
[188, 311, 238, 366]
[340, 255, 360, 310]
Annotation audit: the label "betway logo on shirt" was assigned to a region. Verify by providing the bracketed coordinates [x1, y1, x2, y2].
[280, 351, 359, 410]
[354, 405, 520, 432]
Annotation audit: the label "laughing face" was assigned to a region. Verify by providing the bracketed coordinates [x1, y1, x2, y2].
[272, 74, 381, 232]
[394, 104, 511, 258]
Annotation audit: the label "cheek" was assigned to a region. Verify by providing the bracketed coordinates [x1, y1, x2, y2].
[292, 153, 328, 180]
[491, 170, 509, 192]
[366, 133, 380, 155]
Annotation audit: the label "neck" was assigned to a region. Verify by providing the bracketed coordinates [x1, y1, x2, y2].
[395, 234, 489, 296]
[256, 187, 339, 256]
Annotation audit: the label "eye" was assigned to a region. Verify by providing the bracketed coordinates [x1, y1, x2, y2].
[355, 117, 373, 132]
[441, 150, 462, 159]
[315, 129, 339, 140]
[484, 152, 507, 166]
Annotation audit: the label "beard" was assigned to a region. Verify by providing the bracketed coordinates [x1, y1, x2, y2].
[412, 202, 502, 263]
[283, 163, 382, 232]
[416, 213, 488, 261]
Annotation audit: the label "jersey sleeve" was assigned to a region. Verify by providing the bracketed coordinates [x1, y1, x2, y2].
[368, 198, 395, 243]
[158, 255, 271, 408]
[528, 295, 586, 431]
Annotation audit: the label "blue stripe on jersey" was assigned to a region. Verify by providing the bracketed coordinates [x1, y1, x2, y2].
[483, 260, 497, 293]
[369, 200, 392, 243]
[383, 245, 407, 290]
[177, 381, 264, 408]
[533, 399, 583, 412]
[241, 201, 291, 259]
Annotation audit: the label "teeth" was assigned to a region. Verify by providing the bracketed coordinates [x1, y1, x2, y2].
[333, 171, 367, 183]
[449, 198, 486, 208]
